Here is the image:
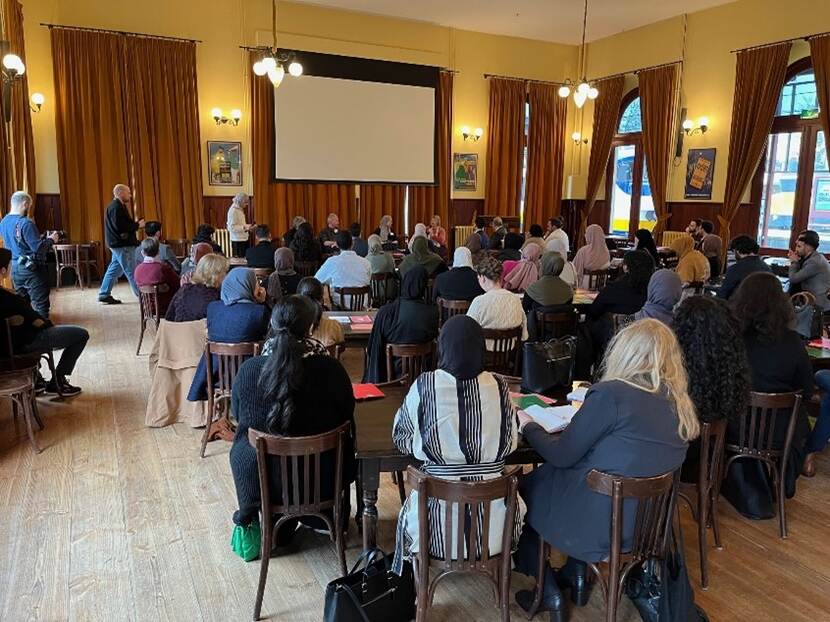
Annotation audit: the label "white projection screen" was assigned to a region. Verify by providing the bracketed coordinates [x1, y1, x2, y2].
[273, 51, 439, 184]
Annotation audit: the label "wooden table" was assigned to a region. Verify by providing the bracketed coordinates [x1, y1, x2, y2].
[323, 310, 377, 347]
[808, 345, 830, 370]
[572, 289, 598, 308]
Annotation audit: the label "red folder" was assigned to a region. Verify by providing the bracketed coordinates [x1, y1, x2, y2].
[353, 384, 386, 400]
[350, 315, 373, 324]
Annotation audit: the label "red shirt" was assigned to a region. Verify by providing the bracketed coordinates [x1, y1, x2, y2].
[134, 259, 180, 315]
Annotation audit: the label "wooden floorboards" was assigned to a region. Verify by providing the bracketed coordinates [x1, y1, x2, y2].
[2, 284, 830, 620]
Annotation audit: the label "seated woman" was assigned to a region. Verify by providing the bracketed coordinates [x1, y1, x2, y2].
[367, 234, 395, 274]
[427, 214, 448, 253]
[166, 254, 228, 322]
[504, 243, 541, 292]
[180, 242, 214, 285]
[192, 224, 223, 255]
[522, 253, 574, 314]
[632, 269, 683, 327]
[281, 215, 305, 248]
[363, 266, 439, 383]
[266, 248, 302, 308]
[374, 214, 398, 249]
[399, 236, 447, 278]
[187, 268, 270, 404]
[433, 247, 484, 302]
[587, 250, 654, 320]
[391, 315, 520, 574]
[635, 228, 660, 265]
[674, 296, 750, 482]
[295, 277, 344, 349]
[229, 296, 355, 558]
[522, 224, 547, 254]
[513, 319, 697, 618]
[671, 236, 710, 286]
[467, 256, 528, 342]
[723, 272, 813, 519]
[572, 224, 611, 288]
[498, 232, 524, 262]
[545, 237, 577, 289]
[289, 222, 323, 264]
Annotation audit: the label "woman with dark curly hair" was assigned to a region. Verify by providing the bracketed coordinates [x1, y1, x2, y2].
[289, 221, 323, 263]
[724, 272, 813, 519]
[674, 296, 750, 481]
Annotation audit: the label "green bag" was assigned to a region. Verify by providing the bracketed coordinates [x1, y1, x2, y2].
[231, 520, 261, 562]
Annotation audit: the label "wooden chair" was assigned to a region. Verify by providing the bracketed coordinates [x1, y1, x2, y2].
[168, 238, 189, 260]
[437, 298, 471, 327]
[295, 260, 319, 278]
[791, 291, 817, 308]
[79, 242, 101, 285]
[137, 285, 161, 355]
[481, 326, 522, 376]
[424, 278, 436, 304]
[408, 464, 521, 622]
[333, 285, 371, 311]
[248, 421, 351, 620]
[385, 342, 435, 386]
[724, 391, 802, 538]
[200, 340, 260, 458]
[370, 272, 394, 307]
[325, 342, 346, 360]
[586, 269, 610, 291]
[610, 313, 635, 334]
[534, 307, 578, 341]
[1, 319, 44, 453]
[252, 268, 273, 287]
[54, 243, 84, 289]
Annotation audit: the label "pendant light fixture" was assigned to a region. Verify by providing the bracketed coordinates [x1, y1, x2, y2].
[252, 0, 302, 87]
[559, 0, 598, 109]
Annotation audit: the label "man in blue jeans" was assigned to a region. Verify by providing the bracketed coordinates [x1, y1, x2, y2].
[99, 184, 144, 304]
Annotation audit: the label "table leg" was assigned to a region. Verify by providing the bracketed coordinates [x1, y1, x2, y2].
[360, 458, 380, 551]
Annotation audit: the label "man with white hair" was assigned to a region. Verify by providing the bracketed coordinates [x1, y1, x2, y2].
[227, 192, 255, 257]
[0, 191, 60, 318]
[99, 184, 144, 304]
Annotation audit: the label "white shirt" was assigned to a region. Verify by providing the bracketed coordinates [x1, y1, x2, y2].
[544, 228, 570, 254]
[467, 287, 529, 341]
[314, 250, 372, 308]
[227, 205, 248, 241]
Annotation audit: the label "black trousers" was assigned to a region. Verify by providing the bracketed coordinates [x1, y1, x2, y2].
[231, 240, 249, 258]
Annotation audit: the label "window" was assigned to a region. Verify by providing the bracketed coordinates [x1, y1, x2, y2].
[756, 60, 826, 250]
[607, 91, 655, 238]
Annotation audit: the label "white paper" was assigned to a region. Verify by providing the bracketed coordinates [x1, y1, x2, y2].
[524, 404, 578, 433]
[567, 387, 589, 402]
[329, 316, 352, 324]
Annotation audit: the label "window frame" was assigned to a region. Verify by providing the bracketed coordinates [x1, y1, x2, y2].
[606, 88, 646, 240]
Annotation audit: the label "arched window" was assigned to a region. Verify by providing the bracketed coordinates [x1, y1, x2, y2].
[756, 59, 827, 250]
[607, 89, 654, 238]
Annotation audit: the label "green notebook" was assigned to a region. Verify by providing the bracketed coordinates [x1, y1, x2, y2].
[512, 394, 551, 410]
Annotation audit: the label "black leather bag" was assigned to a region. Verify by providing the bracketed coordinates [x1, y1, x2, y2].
[794, 302, 822, 340]
[521, 336, 576, 394]
[323, 548, 415, 622]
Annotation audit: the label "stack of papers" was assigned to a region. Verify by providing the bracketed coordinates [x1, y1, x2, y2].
[524, 404, 577, 433]
[330, 315, 351, 324]
[567, 386, 589, 402]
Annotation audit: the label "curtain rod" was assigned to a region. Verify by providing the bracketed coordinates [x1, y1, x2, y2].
[41, 23, 201, 43]
[483, 73, 563, 86]
[587, 60, 682, 83]
[238, 45, 459, 72]
[730, 29, 830, 54]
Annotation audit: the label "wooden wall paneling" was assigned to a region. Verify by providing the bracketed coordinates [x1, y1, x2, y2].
[451, 198, 483, 230]
[33, 193, 63, 233]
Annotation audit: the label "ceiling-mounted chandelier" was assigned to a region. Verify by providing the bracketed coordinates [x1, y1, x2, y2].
[558, 0, 598, 109]
[251, 0, 302, 87]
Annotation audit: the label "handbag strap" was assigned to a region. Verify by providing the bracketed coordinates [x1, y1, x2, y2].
[348, 547, 388, 576]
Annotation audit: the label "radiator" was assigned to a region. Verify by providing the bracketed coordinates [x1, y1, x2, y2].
[212, 229, 232, 256]
[455, 225, 474, 249]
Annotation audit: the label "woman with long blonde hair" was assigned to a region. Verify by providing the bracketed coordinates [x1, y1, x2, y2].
[513, 319, 696, 619]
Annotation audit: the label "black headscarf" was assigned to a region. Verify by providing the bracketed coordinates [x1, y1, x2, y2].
[438, 315, 485, 380]
[400, 264, 428, 299]
[498, 232, 524, 261]
[635, 229, 660, 264]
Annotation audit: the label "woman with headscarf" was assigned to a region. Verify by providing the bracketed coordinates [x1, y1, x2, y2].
[504, 243, 541, 293]
[266, 248, 302, 308]
[227, 192, 254, 257]
[374, 215, 398, 248]
[363, 266, 439, 383]
[546, 236, 578, 289]
[633, 269, 683, 326]
[391, 315, 521, 575]
[367, 234, 395, 275]
[572, 224, 611, 288]
[398, 236, 447, 278]
[522, 253, 574, 314]
[180, 242, 215, 285]
[635, 228, 660, 265]
[499, 232, 524, 262]
[408, 223, 427, 250]
[465, 232, 487, 267]
[433, 247, 485, 303]
[671, 236, 710, 285]
[187, 268, 270, 403]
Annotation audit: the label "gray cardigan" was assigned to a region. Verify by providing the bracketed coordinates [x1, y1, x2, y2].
[789, 251, 830, 310]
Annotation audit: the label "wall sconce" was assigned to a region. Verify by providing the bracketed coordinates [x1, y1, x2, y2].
[571, 131, 588, 145]
[1, 41, 26, 123]
[461, 126, 483, 142]
[30, 92, 44, 113]
[682, 116, 709, 135]
[212, 107, 241, 126]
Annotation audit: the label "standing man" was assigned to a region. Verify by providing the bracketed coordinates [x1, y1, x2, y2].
[99, 184, 143, 305]
[319, 213, 341, 255]
[788, 229, 830, 310]
[0, 191, 60, 318]
[134, 220, 181, 274]
[544, 216, 570, 254]
[227, 192, 255, 257]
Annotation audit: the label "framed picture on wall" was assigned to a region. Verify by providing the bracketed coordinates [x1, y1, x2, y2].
[207, 141, 242, 186]
[684, 148, 716, 200]
[453, 153, 478, 191]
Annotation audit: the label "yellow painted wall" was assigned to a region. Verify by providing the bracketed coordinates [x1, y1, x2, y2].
[21, 0, 577, 201]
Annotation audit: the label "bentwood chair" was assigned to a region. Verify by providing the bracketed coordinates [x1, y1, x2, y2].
[2, 319, 44, 453]
[678, 418, 727, 589]
[791, 291, 817, 309]
[408, 465, 521, 622]
[79, 242, 101, 285]
[534, 307, 578, 341]
[424, 278, 436, 304]
[54, 243, 84, 289]
[137, 285, 161, 355]
[249, 422, 351, 620]
[334, 285, 371, 311]
[586, 269, 610, 291]
[481, 326, 523, 376]
[168, 238, 190, 261]
[370, 272, 394, 307]
[385, 342, 435, 387]
[436, 298, 471, 327]
[724, 391, 802, 538]
[200, 340, 260, 458]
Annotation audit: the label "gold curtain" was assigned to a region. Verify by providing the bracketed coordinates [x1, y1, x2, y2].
[360, 185, 405, 234]
[484, 78, 526, 217]
[51, 29, 130, 241]
[409, 71, 453, 228]
[717, 42, 792, 251]
[307, 183, 356, 230]
[524, 82, 567, 228]
[577, 75, 625, 246]
[124, 37, 202, 239]
[639, 64, 680, 242]
[811, 35, 830, 168]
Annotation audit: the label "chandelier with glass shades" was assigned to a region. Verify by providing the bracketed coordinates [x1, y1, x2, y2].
[251, 0, 302, 87]
[558, 0, 598, 109]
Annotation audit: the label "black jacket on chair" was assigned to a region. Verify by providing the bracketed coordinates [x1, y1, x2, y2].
[246, 241, 275, 268]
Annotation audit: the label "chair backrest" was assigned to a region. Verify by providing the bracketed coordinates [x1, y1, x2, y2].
[248, 421, 350, 519]
[727, 391, 803, 460]
[138, 285, 160, 323]
[437, 298, 471, 327]
[424, 278, 436, 304]
[697, 418, 727, 500]
[791, 291, 817, 308]
[168, 238, 189, 259]
[295, 260, 319, 277]
[252, 267, 273, 286]
[334, 285, 371, 311]
[610, 313, 635, 334]
[386, 341, 435, 387]
[407, 464, 521, 569]
[370, 272, 393, 307]
[481, 326, 523, 375]
[205, 340, 260, 399]
[54, 243, 80, 264]
[325, 342, 346, 360]
[586, 269, 610, 291]
[535, 307, 578, 340]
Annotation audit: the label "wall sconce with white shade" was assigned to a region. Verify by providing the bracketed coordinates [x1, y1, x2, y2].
[212, 107, 241, 126]
[30, 92, 44, 112]
[571, 131, 588, 145]
[1, 42, 26, 122]
[682, 116, 709, 135]
[461, 126, 483, 142]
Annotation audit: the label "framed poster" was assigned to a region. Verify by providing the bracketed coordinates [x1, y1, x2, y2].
[207, 141, 242, 186]
[684, 148, 716, 200]
[453, 153, 478, 191]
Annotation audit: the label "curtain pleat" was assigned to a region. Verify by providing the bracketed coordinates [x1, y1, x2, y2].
[718, 43, 792, 252]
[524, 82, 567, 228]
[577, 76, 625, 246]
[360, 185, 405, 234]
[639, 64, 680, 242]
[484, 78, 526, 217]
[811, 35, 830, 169]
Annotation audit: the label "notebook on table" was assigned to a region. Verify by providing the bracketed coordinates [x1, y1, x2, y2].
[353, 384, 385, 400]
[510, 393, 556, 410]
[523, 404, 578, 434]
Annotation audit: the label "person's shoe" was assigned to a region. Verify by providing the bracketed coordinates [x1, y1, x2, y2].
[45, 377, 82, 397]
[803, 452, 817, 478]
[34, 373, 47, 395]
[98, 295, 122, 304]
[515, 568, 565, 622]
[554, 558, 591, 606]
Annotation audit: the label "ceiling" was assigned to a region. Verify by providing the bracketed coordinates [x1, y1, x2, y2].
[291, 0, 736, 44]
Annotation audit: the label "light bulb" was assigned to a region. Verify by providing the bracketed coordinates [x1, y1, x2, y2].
[211, 107, 222, 119]
[231, 108, 242, 121]
[587, 87, 599, 100]
[268, 65, 285, 87]
[682, 119, 694, 131]
[288, 61, 303, 77]
[558, 85, 571, 98]
[31, 92, 44, 106]
[253, 61, 267, 76]
[2, 53, 21, 71]
[698, 116, 709, 128]
[474, 127, 483, 138]
[572, 131, 582, 141]
[460, 126, 470, 136]
[262, 56, 277, 71]
[577, 81, 590, 94]
[573, 91, 587, 109]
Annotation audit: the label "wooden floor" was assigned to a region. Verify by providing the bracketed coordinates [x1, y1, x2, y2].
[2, 284, 830, 621]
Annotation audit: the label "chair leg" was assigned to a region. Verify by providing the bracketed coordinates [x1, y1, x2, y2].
[136, 321, 146, 356]
[200, 396, 216, 458]
[396, 470, 406, 504]
[500, 566, 510, 622]
[710, 489, 723, 550]
[526, 535, 547, 620]
[414, 559, 429, 622]
[776, 466, 788, 539]
[698, 501, 709, 590]
[17, 394, 41, 454]
[30, 391, 44, 430]
[253, 523, 272, 621]
[336, 513, 347, 577]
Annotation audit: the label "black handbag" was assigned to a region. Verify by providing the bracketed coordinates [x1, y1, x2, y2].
[794, 302, 822, 340]
[323, 548, 415, 622]
[521, 336, 576, 394]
